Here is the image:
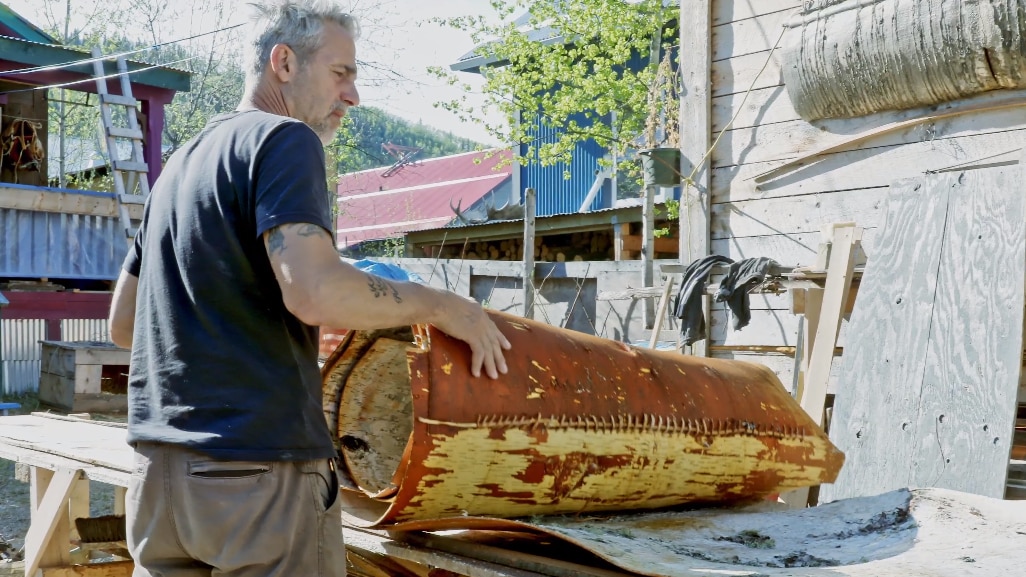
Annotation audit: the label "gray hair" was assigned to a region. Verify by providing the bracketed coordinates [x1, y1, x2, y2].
[244, 0, 359, 80]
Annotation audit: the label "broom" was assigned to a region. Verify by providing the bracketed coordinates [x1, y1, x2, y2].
[74, 515, 128, 557]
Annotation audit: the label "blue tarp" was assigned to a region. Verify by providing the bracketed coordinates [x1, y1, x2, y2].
[351, 259, 423, 284]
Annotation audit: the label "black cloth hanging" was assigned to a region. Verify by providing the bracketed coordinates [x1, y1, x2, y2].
[672, 255, 733, 345]
[714, 257, 780, 331]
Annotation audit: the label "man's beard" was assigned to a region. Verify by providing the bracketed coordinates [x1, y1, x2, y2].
[309, 119, 338, 145]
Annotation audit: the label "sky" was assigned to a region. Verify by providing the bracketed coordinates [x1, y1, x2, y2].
[6, 0, 507, 145]
[349, 0, 505, 145]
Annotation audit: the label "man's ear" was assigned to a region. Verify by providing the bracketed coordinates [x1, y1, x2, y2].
[268, 43, 296, 82]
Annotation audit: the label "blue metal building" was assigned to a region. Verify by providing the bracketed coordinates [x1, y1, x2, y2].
[450, 4, 679, 218]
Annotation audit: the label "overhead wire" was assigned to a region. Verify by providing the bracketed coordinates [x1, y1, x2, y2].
[0, 22, 245, 77]
[0, 35, 239, 95]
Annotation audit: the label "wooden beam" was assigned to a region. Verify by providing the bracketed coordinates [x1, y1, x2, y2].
[649, 277, 676, 348]
[800, 226, 861, 426]
[25, 468, 80, 576]
[40, 561, 134, 576]
[680, 0, 713, 356]
[0, 186, 143, 219]
[523, 188, 536, 319]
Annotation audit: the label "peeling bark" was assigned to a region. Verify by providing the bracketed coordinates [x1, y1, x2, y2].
[783, 0, 1026, 120]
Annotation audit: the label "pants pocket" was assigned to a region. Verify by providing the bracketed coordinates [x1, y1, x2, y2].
[299, 459, 339, 513]
[187, 460, 273, 479]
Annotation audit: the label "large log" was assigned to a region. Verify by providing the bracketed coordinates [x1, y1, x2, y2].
[322, 310, 844, 528]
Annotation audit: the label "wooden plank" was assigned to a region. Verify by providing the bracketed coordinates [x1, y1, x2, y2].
[39, 373, 75, 412]
[711, 308, 850, 348]
[747, 90, 1026, 179]
[0, 443, 128, 488]
[799, 225, 860, 427]
[720, 351, 847, 401]
[523, 187, 536, 319]
[0, 187, 143, 219]
[68, 477, 90, 541]
[712, 0, 801, 26]
[711, 98, 1026, 169]
[711, 127, 1026, 203]
[0, 416, 133, 475]
[710, 228, 880, 270]
[711, 188, 890, 239]
[649, 278, 676, 348]
[710, 49, 784, 98]
[712, 84, 798, 132]
[107, 126, 144, 140]
[73, 365, 103, 395]
[818, 175, 960, 503]
[711, 8, 794, 61]
[906, 165, 1026, 498]
[25, 467, 79, 576]
[111, 160, 149, 174]
[40, 561, 134, 576]
[74, 346, 130, 367]
[680, 0, 713, 356]
[113, 486, 126, 516]
[98, 94, 137, 107]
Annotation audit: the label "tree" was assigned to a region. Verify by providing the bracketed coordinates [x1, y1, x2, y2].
[431, 0, 678, 174]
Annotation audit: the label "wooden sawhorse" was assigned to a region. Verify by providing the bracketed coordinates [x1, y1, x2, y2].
[0, 413, 133, 577]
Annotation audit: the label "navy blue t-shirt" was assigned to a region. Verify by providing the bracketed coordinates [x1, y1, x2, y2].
[123, 109, 335, 461]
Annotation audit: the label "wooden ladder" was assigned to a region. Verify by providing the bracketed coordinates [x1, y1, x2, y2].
[91, 48, 150, 244]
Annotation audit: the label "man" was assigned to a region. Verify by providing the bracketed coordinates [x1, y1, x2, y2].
[107, 2, 511, 575]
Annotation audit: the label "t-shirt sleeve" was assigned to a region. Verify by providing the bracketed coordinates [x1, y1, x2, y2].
[252, 122, 331, 238]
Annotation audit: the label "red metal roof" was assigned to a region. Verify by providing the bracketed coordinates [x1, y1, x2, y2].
[336, 149, 512, 247]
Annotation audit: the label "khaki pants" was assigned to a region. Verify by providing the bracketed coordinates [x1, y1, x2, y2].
[126, 443, 346, 577]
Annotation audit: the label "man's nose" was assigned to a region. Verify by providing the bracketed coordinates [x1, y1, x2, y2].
[342, 84, 360, 107]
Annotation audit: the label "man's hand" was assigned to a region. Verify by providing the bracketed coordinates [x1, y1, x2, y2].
[429, 290, 511, 379]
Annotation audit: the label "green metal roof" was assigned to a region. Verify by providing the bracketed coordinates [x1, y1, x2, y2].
[0, 2, 56, 44]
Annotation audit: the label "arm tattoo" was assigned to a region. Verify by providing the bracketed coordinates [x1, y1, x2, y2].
[296, 224, 325, 238]
[267, 227, 286, 256]
[368, 276, 388, 298]
[367, 276, 404, 304]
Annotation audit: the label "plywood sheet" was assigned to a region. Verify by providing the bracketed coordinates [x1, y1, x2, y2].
[822, 165, 1025, 502]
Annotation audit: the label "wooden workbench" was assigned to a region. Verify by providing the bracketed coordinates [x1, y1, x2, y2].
[3, 414, 1025, 577]
[0, 414, 132, 577]
[0, 414, 624, 577]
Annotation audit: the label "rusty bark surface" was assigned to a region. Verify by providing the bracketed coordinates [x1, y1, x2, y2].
[322, 310, 844, 528]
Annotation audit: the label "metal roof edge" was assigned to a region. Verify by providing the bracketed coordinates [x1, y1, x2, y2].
[0, 35, 191, 92]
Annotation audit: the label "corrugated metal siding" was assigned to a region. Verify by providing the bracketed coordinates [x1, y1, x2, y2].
[521, 111, 608, 217]
[0, 319, 44, 395]
[62, 319, 109, 343]
[0, 208, 126, 280]
[518, 48, 663, 216]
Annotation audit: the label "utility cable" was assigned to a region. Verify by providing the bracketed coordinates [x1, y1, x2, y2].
[0, 36, 236, 95]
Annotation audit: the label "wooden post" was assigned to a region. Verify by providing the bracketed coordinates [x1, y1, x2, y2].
[642, 184, 656, 327]
[522, 187, 536, 319]
[680, 0, 712, 355]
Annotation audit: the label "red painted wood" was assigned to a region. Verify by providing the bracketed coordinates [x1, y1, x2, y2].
[0, 291, 111, 321]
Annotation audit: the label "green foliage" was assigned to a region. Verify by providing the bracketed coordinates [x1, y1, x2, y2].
[431, 0, 679, 173]
[330, 106, 483, 176]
